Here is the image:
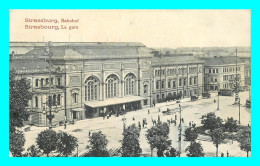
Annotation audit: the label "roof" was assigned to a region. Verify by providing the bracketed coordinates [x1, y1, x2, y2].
[10, 42, 152, 60]
[9, 58, 50, 72]
[85, 96, 145, 108]
[152, 54, 204, 66]
[9, 42, 145, 47]
[204, 56, 244, 66]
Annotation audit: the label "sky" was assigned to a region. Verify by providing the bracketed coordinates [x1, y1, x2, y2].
[9, 10, 251, 48]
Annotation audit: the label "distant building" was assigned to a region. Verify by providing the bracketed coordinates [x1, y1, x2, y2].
[151, 54, 204, 101]
[203, 56, 245, 92]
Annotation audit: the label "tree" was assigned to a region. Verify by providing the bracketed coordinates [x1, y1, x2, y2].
[209, 128, 226, 157]
[25, 144, 42, 157]
[184, 127, 198, 142]
[87, 131, 109, 157]
[201, 112, 223, 131]
[146, 122, 171, 157]
[9, 70, 32, 133]
[224, 117, 238, 132]
[56, 131, 78, 157]
[36, 129, 58, 157]
[238, 127, 251, 157]
[165, 147, 179, 157]
[185, 142, 205, 157]
[9, 130, 25, 157]
[121, 124, 142, 157]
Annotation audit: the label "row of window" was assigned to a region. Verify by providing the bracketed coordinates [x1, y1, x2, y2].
[223, 66, 241, 73]
[35, 77, 61, 87]
[156, 77, 198, 90]
[223, 74, 241, 81]
[208, 68, 219, 74]
[154, 67, 198, 76]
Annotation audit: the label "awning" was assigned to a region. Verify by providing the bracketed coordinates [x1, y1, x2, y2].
[85, 96, 146, 108]
[71, 108, 84, 112]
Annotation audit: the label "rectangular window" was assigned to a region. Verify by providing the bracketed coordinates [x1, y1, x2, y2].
[73, 93, 77, 103]
[209, 69, 211, 73]
[179, 79, 182, 86]
[162, 94, 165, 99]
[157, 94, 160, 100]
[168, 81, 171, 88]
[35, 97, 38, 108]
[194, 77, 197, 84]
[57, 94, 61, 106]
[190, 78, 192, 85]
[162, 81, 165, 89]
[156, 81, 160, 90]
[173, 80, 176, 88]
[216, 69, 218, 73]
[35, 79, 39, 87]
[144, 99, 148, 106]
[57, 78, 61, 86]
[41, 79, 44, 86]
[46, 78, 49, 84]
[183, 78, 186, 86]
[53, 95, 56, 106]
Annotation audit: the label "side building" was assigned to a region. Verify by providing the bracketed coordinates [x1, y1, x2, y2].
[151, 54, 204, 102]
[203, 56, 245, 92]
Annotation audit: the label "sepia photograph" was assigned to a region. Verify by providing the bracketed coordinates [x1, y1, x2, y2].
[9, 9, 251, 157]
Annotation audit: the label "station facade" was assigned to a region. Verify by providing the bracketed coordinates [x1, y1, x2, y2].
[9, 42, 227, 127]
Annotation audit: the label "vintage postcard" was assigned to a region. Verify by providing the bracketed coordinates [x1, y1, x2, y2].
[9, 10, 251, 157]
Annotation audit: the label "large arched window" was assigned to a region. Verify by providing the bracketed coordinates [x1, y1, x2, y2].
[106, 74, 119, 98]
[124, 73, 136, 96]
[85, 76, 100, 101]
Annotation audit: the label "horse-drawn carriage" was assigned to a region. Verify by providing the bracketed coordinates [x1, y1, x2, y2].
[202, 92, 211, 98]
[191, 95, 199, 101]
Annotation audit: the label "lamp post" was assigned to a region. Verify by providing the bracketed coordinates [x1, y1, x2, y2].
[234, 48, 240, 104]
[217, 91, 220, 110]
[178, 104, 182, 157]
[239, 97, 241, 124]
[45, 42, 55, 129]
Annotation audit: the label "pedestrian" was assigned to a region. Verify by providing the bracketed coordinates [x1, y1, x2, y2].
[64, 121, 66, 129]
[138, 122, 141, 129]
[221, 153, 224, 157]
[175, 114, 177, 121]
[171, 118, 173, 124]
[159, 108, 160, 112]
[133, 116, 135, 121]
[148, 110, 150, 114]
[174, 120, 176, 126]
[89, 131, 91, 137]
[189, 121, 191, 127]
[142, 122, 145, 128]
[158, 115, 160, 122]
[181, 118, 184, 123]
[214, 99, 216, 103]
[226, 151, 229, 157]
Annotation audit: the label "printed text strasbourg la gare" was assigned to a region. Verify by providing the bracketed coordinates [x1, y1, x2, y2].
[24, 18, 79, 23]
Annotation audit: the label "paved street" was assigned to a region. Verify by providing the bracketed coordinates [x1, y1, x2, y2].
[22, 91, 251, 157]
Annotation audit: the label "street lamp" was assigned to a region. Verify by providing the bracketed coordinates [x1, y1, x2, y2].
[238, 97, 241, 124]
[178, 104, 182, 157]
[217, 91, 220, 110]
[234, 48, 240, 104]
